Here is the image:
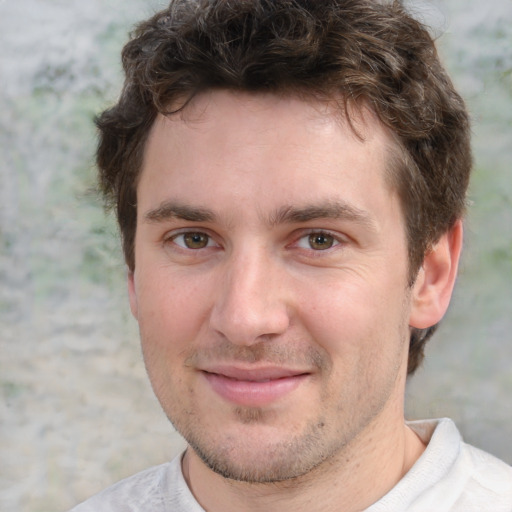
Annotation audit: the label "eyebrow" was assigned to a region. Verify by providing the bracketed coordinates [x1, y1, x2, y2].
[268, 202, 377, 230]
[144, 202, 216, 223]
[143, 199, 376, 231]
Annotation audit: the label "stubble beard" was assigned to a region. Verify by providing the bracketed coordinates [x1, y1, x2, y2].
[165, 378, 397, 485]
[159, 341, 348, 484]
[150, 315, 410, 485]
[183, 409, 338, 483]
[176, 384, 398, 485]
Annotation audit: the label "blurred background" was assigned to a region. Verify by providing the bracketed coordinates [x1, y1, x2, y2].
[0, 0, 510, 510]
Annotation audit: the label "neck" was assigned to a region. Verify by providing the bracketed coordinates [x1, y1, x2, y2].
[182, 404, 426, 512]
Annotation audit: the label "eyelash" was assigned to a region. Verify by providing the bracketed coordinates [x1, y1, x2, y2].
[164, 229, 346, 253]
[293, 230, 343, 251]
[165, 231, 218, 250]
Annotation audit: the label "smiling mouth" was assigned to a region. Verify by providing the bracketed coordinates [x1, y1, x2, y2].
[201, 367, 310, 407]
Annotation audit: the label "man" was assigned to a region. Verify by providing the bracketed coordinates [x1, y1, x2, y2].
[72, 0, 512, 510]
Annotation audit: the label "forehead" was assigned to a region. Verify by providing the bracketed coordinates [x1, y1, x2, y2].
[160, 90, 389, 145]
[138, 90, 401, 227]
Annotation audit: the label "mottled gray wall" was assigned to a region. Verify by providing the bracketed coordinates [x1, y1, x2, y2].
[1, 1, 510, 511]
[405, 0, 512, 463]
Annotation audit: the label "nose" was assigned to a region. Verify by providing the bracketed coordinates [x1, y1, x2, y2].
[209, 247, 290, 345]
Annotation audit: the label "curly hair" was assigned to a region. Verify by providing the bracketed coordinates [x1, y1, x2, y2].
[96, 0, 472, 374]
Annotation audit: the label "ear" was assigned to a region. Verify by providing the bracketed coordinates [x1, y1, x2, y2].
[127, 269, 139, 320]
[409, 220, 463, 329]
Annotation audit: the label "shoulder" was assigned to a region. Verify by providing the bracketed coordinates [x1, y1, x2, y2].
[414, 418, 512, 511]
[69, 453, 202, 512]
[69, 462, 174, 512]
[424, 418, 512, 488]
[368, 418, 512, 512]
[454, 440, 512, 510]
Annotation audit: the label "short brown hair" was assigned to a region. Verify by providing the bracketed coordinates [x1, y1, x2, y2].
[96, 0, 471, 374]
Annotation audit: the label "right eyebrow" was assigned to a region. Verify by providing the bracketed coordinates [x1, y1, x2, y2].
[268, 201, 377, 232]
[143, 201, 216, 223]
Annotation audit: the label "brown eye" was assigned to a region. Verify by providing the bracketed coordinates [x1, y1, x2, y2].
[308, 233, 335, 250]
[180, 232, 210, 249]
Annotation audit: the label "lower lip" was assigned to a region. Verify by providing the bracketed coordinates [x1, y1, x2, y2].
[203, 372, 308, 407]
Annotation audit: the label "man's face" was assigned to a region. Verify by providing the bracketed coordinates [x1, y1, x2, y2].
[129, 91, 414, 482]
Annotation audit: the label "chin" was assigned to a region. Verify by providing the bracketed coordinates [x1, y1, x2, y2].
[181, 415, 340, 483]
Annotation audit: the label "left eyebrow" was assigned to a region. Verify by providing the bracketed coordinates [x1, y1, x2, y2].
[268, 201, 377, 231]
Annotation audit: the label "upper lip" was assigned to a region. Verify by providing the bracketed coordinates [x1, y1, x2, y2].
[200, 365, 310, 382]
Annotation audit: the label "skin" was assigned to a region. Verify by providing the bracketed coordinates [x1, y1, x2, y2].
[128, 90, 462, 511]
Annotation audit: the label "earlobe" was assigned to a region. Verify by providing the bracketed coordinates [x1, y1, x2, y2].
[127, 269, 139, 319]
[409, 220, 463, 329]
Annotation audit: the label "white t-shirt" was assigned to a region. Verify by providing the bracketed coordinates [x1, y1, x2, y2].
[70, 418, 512, 511]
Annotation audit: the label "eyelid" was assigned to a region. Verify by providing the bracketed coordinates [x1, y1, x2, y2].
[292, 229, 348, 250]
[161, 227, 348, 251]
[163, 228, 220, 249]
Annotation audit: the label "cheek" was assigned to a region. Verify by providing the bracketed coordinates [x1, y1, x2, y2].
[135, 270, 211, 356]
[299, 277, 407, 364]
[135, 273, 206, 406]
[299, 282, 410, 416]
